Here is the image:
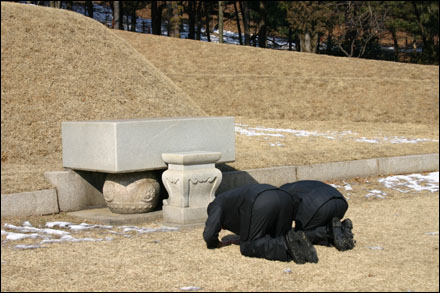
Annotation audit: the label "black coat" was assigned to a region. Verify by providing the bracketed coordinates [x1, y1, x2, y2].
[280, 180, 347, 230]
[203, 184, 300, 249]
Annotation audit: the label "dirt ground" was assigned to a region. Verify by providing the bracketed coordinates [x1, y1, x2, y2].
[1, 175, 439, 292]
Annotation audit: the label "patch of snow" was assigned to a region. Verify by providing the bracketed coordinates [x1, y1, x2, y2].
[119, 226, 179, 234]
[356, 137, 380, 143]
[40, 235, 103, 244]
[4, 232, 40, 241]
[4, 223, 70, 236]
[365, 190, 387, 199]
[15, 244, 45, 250]
[424, 232, 439, 236]
[270, 142, 283, 147]
[343, 181, 353, 191]
[180, 286, 202, 291]
[235, 124, 437, 145]
[368, 246, 384, 250]
[22, 221, 33, 227]
[378, 172, 439, 193]
[235, 126, 284, 137]
[45, 222, 72, 228]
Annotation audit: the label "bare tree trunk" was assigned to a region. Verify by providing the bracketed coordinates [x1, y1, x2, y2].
[233, 1, 243, 45]
[130, 1, 139, 32]
[167, 1, 180, 38]
[188, 1, 196, 39]
[196, 2, 202, 40]
[326, 28, 333, 54]
[300, 33, 308, 52]
[113, 1, 120, 29]
[86, 1, 93, 18]
[204, 2, 211, 42]
[390, 28, 399, 62]
[300, 32, 318, 53]
[65, 1, 73, 10]
[258, 1, 266, 46]
[240, 1, 250, 45]
[151, 1, 165, 35]
[412, 2, 429, 52]
[288, 27, 293, 51]
[218, 1, 224, 43]
[316, 33, 321, 54]
[151, 1, 158, 34]
[257, 1, 267, 48]
[50, 1, 60, 8]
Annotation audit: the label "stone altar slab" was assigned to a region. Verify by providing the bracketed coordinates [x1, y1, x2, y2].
[62, 117, 235, 173]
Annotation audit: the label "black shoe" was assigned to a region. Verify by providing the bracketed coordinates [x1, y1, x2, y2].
[341, 218, 356, 250]
[331, 217, 355, 251]
[285, 230, 319, 264]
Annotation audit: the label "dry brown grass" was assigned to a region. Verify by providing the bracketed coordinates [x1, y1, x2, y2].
[1, 2, 439, 195]
[1, 175, 438, 292]
[1, 2, 205, 194]
[114, 30, 439, 124]
[0, 2, 205, 189]
[229, 118, 439, 171]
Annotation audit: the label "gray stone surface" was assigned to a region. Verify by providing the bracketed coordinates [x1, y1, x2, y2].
[162, 151, 222, 224]
[2, 153, 438, 218]
[45, 170, 107, 212]
[377, 154, 439, 175]
[162, 205, 209, 224]
[67, 208, 163, 225]
[1, 189, 59, 217]
[62, 117, 235, 173]
[296, 158, 379, 181]
[103, 172, 160, 214]
[162, 151, 222, 165]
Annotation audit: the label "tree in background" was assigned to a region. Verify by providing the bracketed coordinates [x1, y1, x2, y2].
[218, 1, 224, 43]
[233, 1, 243, 45]
[334, 1, 389, 58]
[167, 1, 182, 38]
[18, 1, 438, 64]
[285, 1, 332, 53]
[85, 0, 93, 19]
[240, 1, 251, 46]
[151, 1, 166, 35]
[113, 1, 120, 29]
[124, 1, 140, 32]
[385, 1, 413, 61]
[204, 2, 212, 42]
[410, 1, 439, 64]
[49, 1, 60, 8]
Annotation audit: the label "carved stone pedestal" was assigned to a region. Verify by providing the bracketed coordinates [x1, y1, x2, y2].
[103, 171, 160, 214]
[161, 151, 223, 224]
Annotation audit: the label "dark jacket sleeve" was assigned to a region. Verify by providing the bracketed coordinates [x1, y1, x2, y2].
[203, 202, 223, 249]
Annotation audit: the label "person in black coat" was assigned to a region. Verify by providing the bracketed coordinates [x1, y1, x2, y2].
[280, 180, 355, 251]
[203, 184, 319, 264]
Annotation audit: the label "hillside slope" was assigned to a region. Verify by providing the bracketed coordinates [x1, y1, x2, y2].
[115, 30, 439, 125]
[1, 2, 205, 166]
[1, 3, 438, 195]
[1, 2, 206, 193]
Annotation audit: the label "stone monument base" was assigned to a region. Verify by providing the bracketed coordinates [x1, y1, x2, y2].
[162, 205, 208, 225]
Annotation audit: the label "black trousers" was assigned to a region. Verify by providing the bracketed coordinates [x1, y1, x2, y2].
[299, 198, 348, 246]
[239, 191, 293, 262]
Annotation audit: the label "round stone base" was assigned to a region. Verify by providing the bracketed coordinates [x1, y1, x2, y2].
[103, 171, 160, 214]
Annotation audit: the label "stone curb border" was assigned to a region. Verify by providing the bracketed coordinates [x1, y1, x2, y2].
[1, 153, 438, 218]
[217, 153, 439, 193]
